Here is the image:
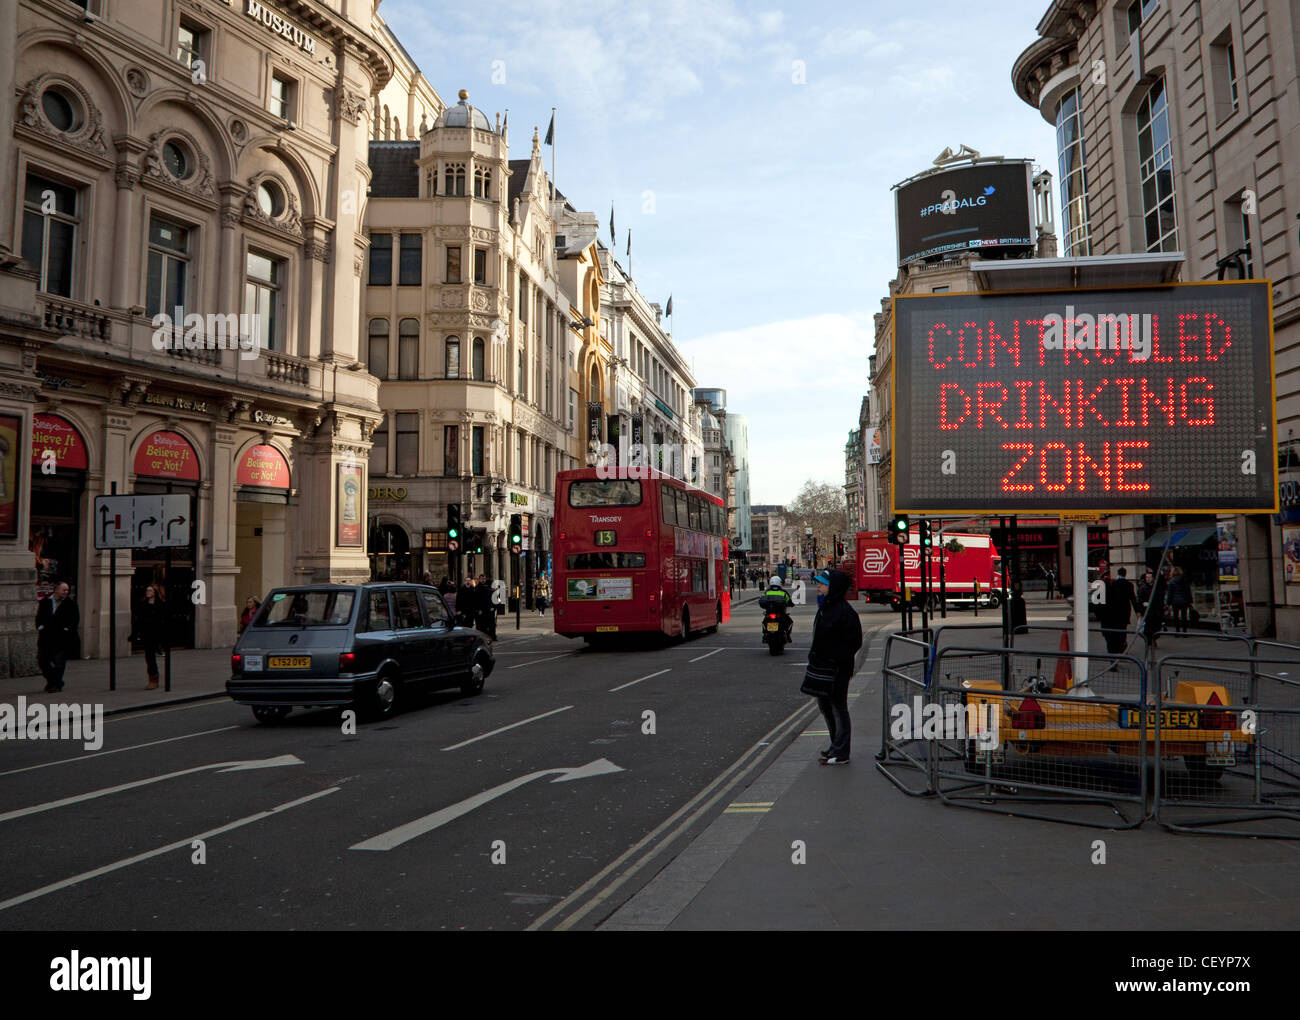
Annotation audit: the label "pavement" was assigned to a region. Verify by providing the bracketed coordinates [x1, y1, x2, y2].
[602, 594, 1300, 931]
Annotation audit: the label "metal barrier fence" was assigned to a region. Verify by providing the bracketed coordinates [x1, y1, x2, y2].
[876, 632, 935, 796]
[875, 622, 1300, 835]
[929, 645, 1148, 828]
[1152, 655, 1300, 837]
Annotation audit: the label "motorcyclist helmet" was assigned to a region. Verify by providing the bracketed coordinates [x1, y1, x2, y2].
[768, 575, 783, 588]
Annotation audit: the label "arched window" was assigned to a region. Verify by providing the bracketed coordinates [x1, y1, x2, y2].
[472, 337, 485, 381]
[474, 166, 492, 198]
[445, 336, 460, 379]
[367, 318, 389, 379]
[1135, 76, 1177, 252]
[398, 318, 419, 380]
[444, 163, 466, 196]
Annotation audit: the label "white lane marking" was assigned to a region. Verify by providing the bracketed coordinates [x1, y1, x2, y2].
[0, 755, 303, 824]
[350, 759, 624, 852]
[0, 787, 339, 913]
[688, 648, 724, 663]
[609, 669, 671, 693]
[509, 653, 577, 669]
[441, 705, 573, 751]
[0, 725, 240, 777]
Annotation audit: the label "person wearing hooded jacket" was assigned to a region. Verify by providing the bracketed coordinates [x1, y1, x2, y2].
[810, 568, 862, 765]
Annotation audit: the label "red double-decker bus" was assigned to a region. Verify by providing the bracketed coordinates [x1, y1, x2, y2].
[553, 468, 731, 640]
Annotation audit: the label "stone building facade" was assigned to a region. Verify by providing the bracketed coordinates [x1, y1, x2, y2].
[0, 0, 393, 666]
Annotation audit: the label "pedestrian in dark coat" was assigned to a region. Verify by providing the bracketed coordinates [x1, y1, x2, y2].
[35, 582, 79, 693]
[455, 576, 475, 627]
[1010, 581, 1028, 635]
[1101, 568, 1141, 654]
[1143, 567, 1169, 648]
[475, 574, 497, 639]
[1167, 566, 1193, 632]
[130, 585, 168, 689]
[809, 568, 863, 765]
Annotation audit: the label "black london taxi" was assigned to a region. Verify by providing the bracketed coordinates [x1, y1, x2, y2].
[228, 583, 494, 724]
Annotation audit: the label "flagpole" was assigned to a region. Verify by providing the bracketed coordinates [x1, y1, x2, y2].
[550, 107, 556, 210]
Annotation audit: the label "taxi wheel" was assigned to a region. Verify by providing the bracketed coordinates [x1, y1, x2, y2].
[461, 654, 488, 697]
[251, 706, 290, 725]
[362, 672, 399, 721]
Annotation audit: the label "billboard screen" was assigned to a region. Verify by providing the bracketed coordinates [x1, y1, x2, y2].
[891, 281, 1276, 514]
[895, 161, 1035, 266]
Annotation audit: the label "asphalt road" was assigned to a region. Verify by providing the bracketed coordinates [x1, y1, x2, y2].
[0, 596, 886, 930]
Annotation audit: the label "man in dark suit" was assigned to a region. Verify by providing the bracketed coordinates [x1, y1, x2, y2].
[36, 582, 79, 692]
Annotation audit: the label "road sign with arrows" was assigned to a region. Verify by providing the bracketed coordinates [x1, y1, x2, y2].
[94, 494, 192, 549]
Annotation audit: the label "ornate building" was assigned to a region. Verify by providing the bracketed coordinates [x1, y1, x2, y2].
[364, 92, 577, 595]
[0, 0, 393, 667]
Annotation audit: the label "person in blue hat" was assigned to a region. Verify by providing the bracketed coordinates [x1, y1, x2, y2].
[809, 568, 862, 765]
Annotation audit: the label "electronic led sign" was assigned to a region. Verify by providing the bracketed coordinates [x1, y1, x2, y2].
[891, 281, 1276, 514]
[895, 161, 1035, 266]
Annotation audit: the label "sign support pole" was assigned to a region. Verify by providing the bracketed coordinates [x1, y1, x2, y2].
[1073, 522, 1088, 688]
[165, 481, 173, 693]
[109, 481, 117, 692]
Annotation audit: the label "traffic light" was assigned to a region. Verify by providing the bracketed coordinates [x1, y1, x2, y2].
[468, 529, 484, 555]
[919, 520, 932, 547]
[890, 515, 909, 546]
[508, 513, 522, 555]
[447, 503, 462, 551]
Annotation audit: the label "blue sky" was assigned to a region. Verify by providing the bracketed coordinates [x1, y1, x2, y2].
[381, 0, 1059, 505]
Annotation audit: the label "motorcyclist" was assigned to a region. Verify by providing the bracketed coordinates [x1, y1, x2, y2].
[760, 574, 793, 644]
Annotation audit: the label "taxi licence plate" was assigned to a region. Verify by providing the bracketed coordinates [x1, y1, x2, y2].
[268, 656, 311, 669]
[595, 625, 619, 633]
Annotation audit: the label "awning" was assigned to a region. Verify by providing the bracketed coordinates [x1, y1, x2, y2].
[1143, 526, 1218, 549]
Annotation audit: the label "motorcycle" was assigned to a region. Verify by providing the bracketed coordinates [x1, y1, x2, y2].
[759, 596, 791, 656]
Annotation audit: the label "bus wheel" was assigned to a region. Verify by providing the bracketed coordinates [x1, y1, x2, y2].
[681, 608, 691, 640]
[707, 602, 721, 634]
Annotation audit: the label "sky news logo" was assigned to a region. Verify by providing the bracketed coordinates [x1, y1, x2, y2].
[49, 952, 151, 1000]
[0, 697, 103, 751]
[150, 309, 262, 361]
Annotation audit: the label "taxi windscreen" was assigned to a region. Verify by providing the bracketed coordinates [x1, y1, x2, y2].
[255, 590, 356, 627]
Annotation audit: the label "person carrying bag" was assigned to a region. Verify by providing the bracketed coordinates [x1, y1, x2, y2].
[803, 568, 862, 765]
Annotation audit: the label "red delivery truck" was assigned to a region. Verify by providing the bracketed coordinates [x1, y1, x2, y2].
[854, 530, 1003, 610]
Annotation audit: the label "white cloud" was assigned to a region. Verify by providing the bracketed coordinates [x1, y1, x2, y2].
[757, 11, 785, 36]
[679, 313, 874, 503]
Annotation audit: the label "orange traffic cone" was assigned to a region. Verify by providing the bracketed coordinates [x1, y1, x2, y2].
[1053, 630, 1072, 690]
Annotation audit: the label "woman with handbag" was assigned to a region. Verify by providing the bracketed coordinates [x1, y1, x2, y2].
[130, 585, 168, 690]
[805, 568, 862, 765]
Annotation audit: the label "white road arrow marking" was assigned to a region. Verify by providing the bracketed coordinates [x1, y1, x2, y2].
[350, 758, 625, 851]
[0, 754, 303, 823]
[0, 787, 339, 913]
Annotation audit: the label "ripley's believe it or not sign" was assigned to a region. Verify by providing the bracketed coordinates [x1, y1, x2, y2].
[891, 281, 1276, 514]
